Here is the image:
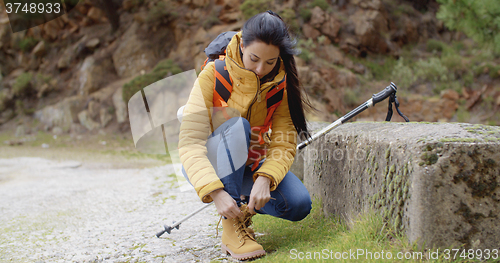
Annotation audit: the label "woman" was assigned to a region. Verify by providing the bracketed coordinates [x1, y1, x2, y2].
[179, 11, 312, 260]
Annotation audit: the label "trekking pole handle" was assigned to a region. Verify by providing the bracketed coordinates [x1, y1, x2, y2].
[372, 82, 397, 105]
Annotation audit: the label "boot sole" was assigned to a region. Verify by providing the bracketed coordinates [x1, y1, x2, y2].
[221, 244, 266, 260]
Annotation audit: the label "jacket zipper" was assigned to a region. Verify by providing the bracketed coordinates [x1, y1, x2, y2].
[227, 56, 275, 121]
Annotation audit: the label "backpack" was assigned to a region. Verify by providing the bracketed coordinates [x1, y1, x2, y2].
[202, 31, 287, 170]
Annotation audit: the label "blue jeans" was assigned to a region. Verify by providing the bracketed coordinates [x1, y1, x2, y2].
[183, 117, 311, 221]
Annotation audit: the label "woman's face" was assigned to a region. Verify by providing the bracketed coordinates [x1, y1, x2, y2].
[240, 40, 280, 79]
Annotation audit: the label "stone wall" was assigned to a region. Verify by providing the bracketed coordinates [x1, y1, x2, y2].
[294, 122, 500, 250]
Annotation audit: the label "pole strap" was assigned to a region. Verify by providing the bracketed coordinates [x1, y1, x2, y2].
[385, 93, 409, 122]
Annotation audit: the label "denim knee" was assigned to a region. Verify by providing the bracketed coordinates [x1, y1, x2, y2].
[285, 191, 312, 222]
[219, 117, 250, 144]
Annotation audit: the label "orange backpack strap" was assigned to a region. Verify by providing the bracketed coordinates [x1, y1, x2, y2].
[263, 75, 286, 126]
[213, 57, 233, 108]
[248, 75, 286, 171]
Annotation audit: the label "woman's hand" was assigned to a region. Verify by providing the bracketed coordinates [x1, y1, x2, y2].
[210, 189, 243, 219]
[248, 175, 271, 214]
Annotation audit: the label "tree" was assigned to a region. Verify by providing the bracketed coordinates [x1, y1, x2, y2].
[436, 0, 500, 53]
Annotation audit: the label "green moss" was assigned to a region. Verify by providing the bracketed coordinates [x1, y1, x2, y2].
[420, 152, 438, 165]
[146, 0, 178, 25]
[12, 72, 33, 97]
[19, 37, 38, 52]
[426, 39, 446, 53]
[440, 138, 482, 143]
[299, 8, 312, 22]
[353, 55, 397, 81]
[280, 9, 300, 35]
[240, 0, 271, 19]
[122, 59, 182, 103]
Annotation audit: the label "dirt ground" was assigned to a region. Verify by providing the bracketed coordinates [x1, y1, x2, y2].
[0, 128, 231, 262]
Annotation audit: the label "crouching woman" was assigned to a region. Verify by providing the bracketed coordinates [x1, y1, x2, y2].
[179, 11, 312, 260]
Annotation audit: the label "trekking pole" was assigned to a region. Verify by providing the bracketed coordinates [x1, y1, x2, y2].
[157, 82, 408, 237]
[156, 203, 212, 237]
[297, 82, 407, 150]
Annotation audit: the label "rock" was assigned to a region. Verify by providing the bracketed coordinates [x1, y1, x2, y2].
[100, 108, 113, 128]
[333, 68, 357, 88]
[302, 23, 321, 40]
[193, 27, 210, 45]
[57, 37, 88, 69]
[340, 36, 360, 55]
[219, 12, 240, 23]
[32, 41, 47, 57]
[52, 127, 63, 135]
[392, 16, 419, 46]
[303, 122, 500, 250]
[319, 44, 344, 65]
[310, 6, 325, 29]
[87, 7, 104, 23]
[74, 56, 115, 95]
[440, 89, 459, 101]
[78, 110, 100, 131]
[34, 96, 86, 132]
[112, 86, 127, 123]
[70, 123, 87, 135]
[320, 15, 341, 41]
[350, 9, 389, 53]
[42, 18, 64, 40]
[37, 83, 51, 98]
[88, 100, 100, 119]
[112, 22, 157, 78]
[86, 38, 100, 49]
[76, 3, 90, 15]
[15, 125, 25, 137]
[122, 0, 135, 11]
[0, 89, 12, 111]
[352, 0, 382, 9]
[440, 98, 458, 120]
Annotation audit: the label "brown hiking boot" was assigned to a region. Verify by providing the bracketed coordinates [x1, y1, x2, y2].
[220, 205, 265, 260]
[240, 204, 256, 238]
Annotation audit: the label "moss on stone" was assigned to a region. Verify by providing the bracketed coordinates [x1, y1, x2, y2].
[420, 152, 439, 165]
[385, 148, 391, 160]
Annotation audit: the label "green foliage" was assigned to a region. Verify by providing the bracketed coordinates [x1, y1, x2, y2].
[19, 37, 38, 52]
[436, 0, 500, 53]
[240, 0, 271, 20]
[122, 59, 182, 103]
[202, 11, 220, 30]
[280, 9, 300, 35]
[0, 90, 9, 111]
[299, 8, 312, 22]
[414, 57, 451, 82]
[12, 72, 33, 97]
[456, 105, 471, 123]
[426, 39, 446, 53]
[310, 0, 329, 11]
[146, 1, 178, 25]
[343, 88, 359, 107]
[391, 58, 417, 89]
[252, 200, 423, 263]
[297, 38, 316, 63]
[356, 56, 397, 81]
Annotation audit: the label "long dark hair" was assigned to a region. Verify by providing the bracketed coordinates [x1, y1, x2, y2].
[242, 11, 313, 139]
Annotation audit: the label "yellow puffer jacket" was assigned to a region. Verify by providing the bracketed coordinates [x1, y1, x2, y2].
[178, 31, 297, 203]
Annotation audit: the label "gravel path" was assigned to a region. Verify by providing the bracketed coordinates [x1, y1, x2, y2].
[0, 157, 230, 262]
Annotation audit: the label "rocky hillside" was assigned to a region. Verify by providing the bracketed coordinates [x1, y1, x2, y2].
[0, 0, 499, 138]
